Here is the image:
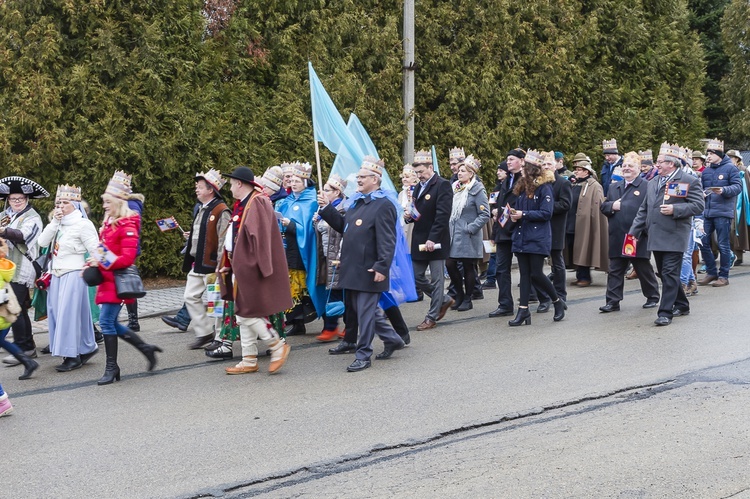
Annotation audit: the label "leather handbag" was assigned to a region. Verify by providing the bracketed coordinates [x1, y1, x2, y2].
[113, 265, 147, 299]
[33, 250, 52, 278]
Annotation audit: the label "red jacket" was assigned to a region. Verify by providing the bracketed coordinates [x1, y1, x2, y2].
[95, 215, 140, 305]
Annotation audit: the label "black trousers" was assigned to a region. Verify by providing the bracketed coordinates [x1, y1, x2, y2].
[446, 258, 477, 303]
[516, 253, 558, 308]
[10, 282, 34, 351]
[495, 241, 514, 311]
[653, 251, 689, 318]
[605, 257, 660, 305]
[535, 249, 566, 302]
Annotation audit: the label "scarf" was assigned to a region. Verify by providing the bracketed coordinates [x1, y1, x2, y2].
[450, 177, 476, 225]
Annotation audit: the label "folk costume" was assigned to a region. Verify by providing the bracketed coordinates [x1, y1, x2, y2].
[222, 166, 291, 375]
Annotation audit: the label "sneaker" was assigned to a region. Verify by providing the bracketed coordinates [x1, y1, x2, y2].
[730, 253, 737, 268]
[0, 394, 13, 417]
[697, 264, 706, 274]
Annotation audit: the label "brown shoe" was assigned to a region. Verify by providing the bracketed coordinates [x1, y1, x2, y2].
[711, 277, 729, 287]
[625, 269, 638, 280]
[416, 319, 437, 331]
[226, 361, 259, 375]
[437, 298, 454, 321]
[269, 343, 291, 374]
[576, 280, 591, 287]
[698, 275, 717, 286]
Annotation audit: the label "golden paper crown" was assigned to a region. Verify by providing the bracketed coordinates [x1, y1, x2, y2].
[706, 138, 724, 152]
[639, 149, 653, 163]
[291, 161, 312, 180]
[105, 170, 132, 200]
[677, 147, 689, 161]
[659, 142, 681, 160]
[260, 166, 284, 192]
[623, 151, 642, 168]
[280, 162, 295, 174]
[195, 168, 226, 191]
[462, 155, 481, 172]
[401, 164, 416, 177]
[541, 151, 556, 164]
[449, 147, 465, 161]
[326, 173, 347, 192]
[413, 149, 432, 165]
[361, 156, 384, 176]
[524, 149, 545, 166]
[56, 184, 81, 202]
[602, 138, 618, 154]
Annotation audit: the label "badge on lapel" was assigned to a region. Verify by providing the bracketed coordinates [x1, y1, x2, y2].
[634, 191, 640, 196]
[355, 219, 363, 226]
[425, 194, 431, 200]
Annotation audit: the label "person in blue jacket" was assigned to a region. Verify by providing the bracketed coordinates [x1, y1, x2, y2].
[698, 138, 742, 287]
[508, 150, 566, 327]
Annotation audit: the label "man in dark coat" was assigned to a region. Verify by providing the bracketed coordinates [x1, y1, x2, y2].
[629, 144, 705, 326]
[318, 157, 405, 372]
[601, 138, 623, 197]
[406, 149, 454, 330]
[535, 151, 572, 311]
[600, 152, 660, 312]
[489, 149, 524, 317]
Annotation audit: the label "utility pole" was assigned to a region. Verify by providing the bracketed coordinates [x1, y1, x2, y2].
[403, 0, 415, 165]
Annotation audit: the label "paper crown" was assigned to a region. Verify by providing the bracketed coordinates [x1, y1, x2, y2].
[280, 162, 295, 174]
[326, 173, 347, 192]
[401, 164, 416, 177]
[361, 156, 384, 176]
[541, 151, 556, 164]
[105, 170, 132, 200]
[677, 147, 689, 161]
[462, 155, 481, 172]
[706, 138, 724, 152]
[291, 162, 312, 180]
[659, 142, 681, 160]
[260, 166, 284, 192]
[524, 149, 545, 166]
[639, 150, 654, 163]
[449, 147, 465, 161]
[56, 184, 81, 202]
[195, 168, 226, 191]
[413, 149, 432, 165]
[602, 138, 618, 154]
[623, 151, 642, 168]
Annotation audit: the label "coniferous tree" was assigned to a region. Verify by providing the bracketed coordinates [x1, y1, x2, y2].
[720, 0, 750, 148]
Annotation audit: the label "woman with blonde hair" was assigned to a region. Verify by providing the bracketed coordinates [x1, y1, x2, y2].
[89, 171, 161, 385]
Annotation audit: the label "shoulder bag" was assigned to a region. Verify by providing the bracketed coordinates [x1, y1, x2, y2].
[113, 265, 147, 299]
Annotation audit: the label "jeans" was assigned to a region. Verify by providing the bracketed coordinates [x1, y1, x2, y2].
[0, 382, 4, 397]
[0, 327, 22, 358]
[174, 304, 192, 327]
[99, 303, 129, 337]
[484, 253, 497, 284]
[681, 234, 697, 285]
[700, 216, 732, 279]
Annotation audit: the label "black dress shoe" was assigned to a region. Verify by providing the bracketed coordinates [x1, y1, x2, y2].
[471, 291, 484, 300]
[401, 333, 411, 346]
[654, 316, 672, 326]
[283, 322, 306, 336]
[456, 300, 473, 312]
[203, 340, 222, 351]
[642, 301, 659, 309]
[481, 281, 497, 290]
[205, 346, 233, 360]
[347, 359, 371, 372]
[489, 307, 513, 317]
[188, 334, 214, 350]
[80, 347, 99, 365]
[536, 301, 552, 313]
[672, 307, 690, 317]
[56, 356, 83, 372]
[375, 341, 405, 360]
[329, 341, 357, 355]
[599, 303, 621, 313]
[162, 316, 188, 332]
[41, 345, 51, 354]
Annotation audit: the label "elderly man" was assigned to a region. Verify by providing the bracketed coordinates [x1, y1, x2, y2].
[317, 157, 405, 372]
[600, 152, 660, 312]
[0, 176, 47, 366]
[182, 169, 231, 351]
[406, 149, 454, 330]
[698, 138, 742, 287]
[629, 143, 704, 326]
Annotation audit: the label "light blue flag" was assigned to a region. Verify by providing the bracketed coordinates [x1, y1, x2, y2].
[431, 145, 440, 174]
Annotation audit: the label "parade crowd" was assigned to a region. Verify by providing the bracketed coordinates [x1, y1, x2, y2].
[0, 138, 747, 417]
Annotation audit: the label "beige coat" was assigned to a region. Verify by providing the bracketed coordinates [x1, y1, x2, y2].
[573, 178, 609, 270]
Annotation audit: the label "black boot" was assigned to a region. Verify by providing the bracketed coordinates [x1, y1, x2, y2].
[450, 291, 464, 310]
[18, 353, 39, 380]
[384, 306, 410, 345]
[283, 320, 306, 336]
[457, 298, 473, 311]
[94, 323, 104, 344]
[120, 330, 162, 371]
[508, 307, 531, 326]
[553, 299, 566, 322]
[98, 335, 120, 385]
[56, 355, 83, 372]
[126, 301, 140, 332]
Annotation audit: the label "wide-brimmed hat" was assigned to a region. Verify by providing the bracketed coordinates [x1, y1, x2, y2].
[571, 152, 591, 166]
[0, 176, 49, 199]
[692, 150, 706, 161]
[226, 166, 261, 188]
[727, 150, 742, 161]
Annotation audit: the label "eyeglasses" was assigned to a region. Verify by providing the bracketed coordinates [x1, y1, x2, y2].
[8, 197, 26, 203]
[356, 174, 376, 180]
[323, 188, 335, 193]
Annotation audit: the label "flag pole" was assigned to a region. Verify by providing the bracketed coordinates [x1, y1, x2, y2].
[314, 139, 324, 192]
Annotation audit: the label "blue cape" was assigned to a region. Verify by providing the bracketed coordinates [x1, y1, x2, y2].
[737, 171, 750, 236]
[276, 186, 326, 317]
[347, 189, 418, 307]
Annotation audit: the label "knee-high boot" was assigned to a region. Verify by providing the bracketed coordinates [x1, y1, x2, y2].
[120, 330, 162, 371]
[98, 335, 120, 385]
[126, 301, 140, 331]
[384, 306, 410, 345]
[17, 353, 39, 380]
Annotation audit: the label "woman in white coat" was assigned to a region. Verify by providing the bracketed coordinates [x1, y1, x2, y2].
[38, 185, 100, 372]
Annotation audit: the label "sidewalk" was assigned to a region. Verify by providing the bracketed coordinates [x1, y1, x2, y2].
[31, 286, 186, 334]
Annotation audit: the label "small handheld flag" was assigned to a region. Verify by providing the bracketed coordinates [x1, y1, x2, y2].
[156, 216, 185, 234]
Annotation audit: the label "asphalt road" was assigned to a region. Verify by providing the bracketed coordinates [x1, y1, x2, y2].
[3, 268, 750, 498]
